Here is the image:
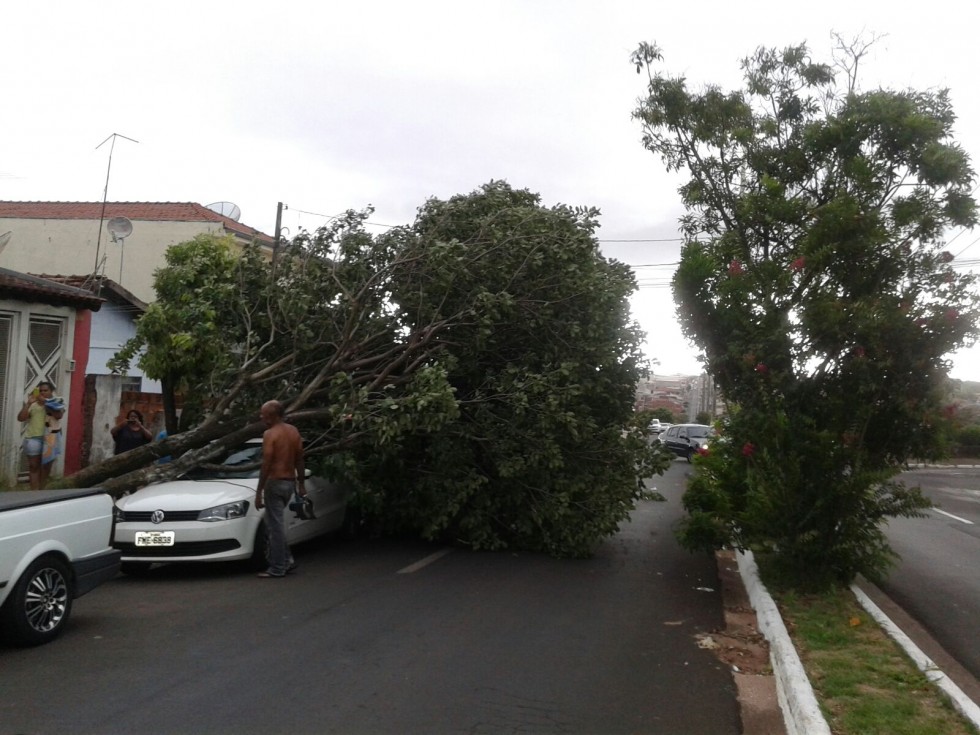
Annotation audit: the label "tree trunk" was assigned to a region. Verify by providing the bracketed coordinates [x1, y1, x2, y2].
[65, 417, 261, 496]
[161, 373, 179, 436]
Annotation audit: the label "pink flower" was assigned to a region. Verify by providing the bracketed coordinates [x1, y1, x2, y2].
[696, 446, 710, 456]
[853, 346, 866, 358]
[790, 256, 806, 272]
[754, 362, 769, 375]
[741, 442, 756, 457]
[728, 260, 744, 276]
[945, 308, 959, 323]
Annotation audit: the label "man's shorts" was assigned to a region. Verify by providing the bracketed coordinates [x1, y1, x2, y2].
[22, 436, 44, 457]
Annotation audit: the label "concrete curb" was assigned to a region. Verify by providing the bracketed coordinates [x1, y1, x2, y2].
[736, 550, 831, 735]
[851, 584, 980, 730]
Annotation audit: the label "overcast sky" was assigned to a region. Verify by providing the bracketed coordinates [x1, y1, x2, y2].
[4, 1, 979, 379]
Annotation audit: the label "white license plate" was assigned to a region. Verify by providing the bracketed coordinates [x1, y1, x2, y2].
[135, 531, 175, 547]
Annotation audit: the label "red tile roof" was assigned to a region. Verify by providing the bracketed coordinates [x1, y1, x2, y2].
[0, 268, 104, 310]
[0, 201, 272, 243]
[36, 274, 147, 311]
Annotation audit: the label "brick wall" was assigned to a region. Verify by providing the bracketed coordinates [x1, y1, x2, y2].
[81, 375, 176, 468]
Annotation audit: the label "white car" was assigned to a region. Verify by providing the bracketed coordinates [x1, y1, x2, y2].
[112, 442, 348, 574]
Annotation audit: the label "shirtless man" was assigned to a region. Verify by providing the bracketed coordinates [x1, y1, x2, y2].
[255, 400, 306, 578]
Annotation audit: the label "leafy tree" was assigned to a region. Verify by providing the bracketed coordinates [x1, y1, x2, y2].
[78, 212, 463, 494]
[77, 187, 668, 560]
[632, 38, 980, 588]
[347, 182, 670, 556]
[650, 407, 677, 423]
[108, 233, 262, 434]
[694, 411, 712, 426]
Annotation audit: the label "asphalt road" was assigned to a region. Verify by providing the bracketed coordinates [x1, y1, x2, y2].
[0, 461, 740, 735]
[878, 467, 980, 681]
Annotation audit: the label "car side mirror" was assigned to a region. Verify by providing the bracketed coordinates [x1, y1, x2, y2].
[304, 469, 312, 479]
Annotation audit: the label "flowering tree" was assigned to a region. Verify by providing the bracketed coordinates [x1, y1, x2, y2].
[632, 38, 980, 588]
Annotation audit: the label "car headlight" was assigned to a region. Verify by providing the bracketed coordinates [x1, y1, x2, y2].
[197, 501, 250, 522]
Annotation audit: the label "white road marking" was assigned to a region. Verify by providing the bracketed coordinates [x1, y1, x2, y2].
[397, 548, 453, 574]
[932, 508, 974, 525]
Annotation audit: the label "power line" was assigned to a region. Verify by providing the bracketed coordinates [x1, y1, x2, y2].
[599, 237, 685, 243]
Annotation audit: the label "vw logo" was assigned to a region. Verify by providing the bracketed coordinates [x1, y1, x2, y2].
[151, 510, 165, 524]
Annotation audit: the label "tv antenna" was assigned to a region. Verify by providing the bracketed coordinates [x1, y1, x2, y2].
[107, 217, 133, 282]
[92, 133, 139, 277]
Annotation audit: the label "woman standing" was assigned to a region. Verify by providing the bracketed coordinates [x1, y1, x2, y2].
[17, 381, 64, 489]
[111, 410, 153, 455]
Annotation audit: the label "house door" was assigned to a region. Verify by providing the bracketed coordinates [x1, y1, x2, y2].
[16, 316, 67, 476]
[23, 316, 66, 395]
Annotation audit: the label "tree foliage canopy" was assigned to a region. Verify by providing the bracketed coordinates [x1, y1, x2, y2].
[345, 182, 669, 556]
[632, 38, 980, 588]
[81, 183, 667, 557]
[85, 213, 463, 493]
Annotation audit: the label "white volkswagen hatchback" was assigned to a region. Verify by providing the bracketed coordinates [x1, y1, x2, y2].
[112, 441, 349, 574]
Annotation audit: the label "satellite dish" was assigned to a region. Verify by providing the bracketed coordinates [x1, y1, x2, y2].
[107, 217, 133, 242]
[0, 231, 11, 255]
[206, 201, 242, 222]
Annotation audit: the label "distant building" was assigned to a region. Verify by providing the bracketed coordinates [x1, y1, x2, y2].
[635, 373, 693, 419]
[635, 371, 722, 421]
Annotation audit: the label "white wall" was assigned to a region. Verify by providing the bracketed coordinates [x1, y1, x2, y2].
[0, 218, 223, 303]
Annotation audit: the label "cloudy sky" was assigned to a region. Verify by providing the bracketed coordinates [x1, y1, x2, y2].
[4, 1, 979, 379]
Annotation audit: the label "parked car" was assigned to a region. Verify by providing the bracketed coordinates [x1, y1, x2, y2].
[112, 441, 349, 574]
[0, 488, 120, 646]
[660, 423, 715, 461]
[649, 419, 662, 434]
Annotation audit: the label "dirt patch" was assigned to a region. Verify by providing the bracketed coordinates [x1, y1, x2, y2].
[711, 550, 787, 735]
[710, 549, 772, 675]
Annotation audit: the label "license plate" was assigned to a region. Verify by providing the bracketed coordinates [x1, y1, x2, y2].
[135, 531, 175, 547]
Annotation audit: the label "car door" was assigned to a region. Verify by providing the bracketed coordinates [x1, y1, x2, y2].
[662, 426, 681, 455]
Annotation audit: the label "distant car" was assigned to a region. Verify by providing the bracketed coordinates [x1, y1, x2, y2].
[112, 441, 349, 574]
[660, 423, 715, 461]
[649, 419, 662, 434]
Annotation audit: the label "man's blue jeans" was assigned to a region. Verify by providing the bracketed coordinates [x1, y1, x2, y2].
[263, 480, 295, 575]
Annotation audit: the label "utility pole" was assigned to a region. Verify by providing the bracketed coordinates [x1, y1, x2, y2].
[272, 201, 286, 264]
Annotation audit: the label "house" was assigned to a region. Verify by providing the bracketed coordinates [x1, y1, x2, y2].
[0, 201, 274, 304]
[37, 275, 152, 390]
[0, 268, 104, 481]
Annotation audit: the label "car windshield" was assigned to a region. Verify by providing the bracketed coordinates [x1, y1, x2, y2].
[688, 426, 714, 439]
[184, 444, 262, 480]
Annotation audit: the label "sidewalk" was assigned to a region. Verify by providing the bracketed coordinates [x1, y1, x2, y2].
[731, 549, 980, 734]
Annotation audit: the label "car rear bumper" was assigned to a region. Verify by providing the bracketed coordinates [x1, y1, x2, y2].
[73, 548, 122, 598]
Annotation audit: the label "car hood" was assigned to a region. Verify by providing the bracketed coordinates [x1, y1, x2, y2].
[116, 478, 258, 512]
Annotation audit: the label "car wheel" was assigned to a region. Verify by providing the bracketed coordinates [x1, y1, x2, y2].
[249, 521, 270, 571]
[120, 562, 154, 576]
[0, 554, 74, 647]
[686, 448, 695, 462]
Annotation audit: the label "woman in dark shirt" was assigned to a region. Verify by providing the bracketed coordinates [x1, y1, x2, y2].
[111, 410, 153, 454]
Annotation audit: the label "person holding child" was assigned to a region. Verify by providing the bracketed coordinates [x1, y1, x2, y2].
[17, 381, 64, 489]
